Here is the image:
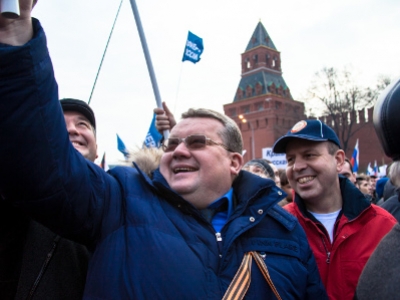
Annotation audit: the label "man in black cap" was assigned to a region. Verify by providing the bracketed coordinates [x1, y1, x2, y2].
[60, 98, 98, 162]
[272, 119, 396, 300]
[0, 98, 94, 300]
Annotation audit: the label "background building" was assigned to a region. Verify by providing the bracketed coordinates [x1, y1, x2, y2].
[223, 22, 389, 171]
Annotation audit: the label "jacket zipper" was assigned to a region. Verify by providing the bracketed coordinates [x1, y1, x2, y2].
[321, 235, 330, 264]
[215, 232, 223, 257]
[27, 235, 60, 299]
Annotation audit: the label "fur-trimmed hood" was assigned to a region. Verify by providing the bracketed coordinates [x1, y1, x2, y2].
[121, 147, 163, 178]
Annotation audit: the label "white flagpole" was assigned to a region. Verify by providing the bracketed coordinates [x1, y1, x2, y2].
[128, 0, 169, 140]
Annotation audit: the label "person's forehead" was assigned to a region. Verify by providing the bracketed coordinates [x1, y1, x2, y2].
[171, 117, 223, 137]
[63, 110, 90, 123]
[248, 165, 263, 172]
[270, 164, 278, 172]
[342, 162, 352, 172]
[285, 139, 327, 153]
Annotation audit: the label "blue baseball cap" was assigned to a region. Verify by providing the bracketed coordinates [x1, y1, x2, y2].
[272, 119, 341, 153]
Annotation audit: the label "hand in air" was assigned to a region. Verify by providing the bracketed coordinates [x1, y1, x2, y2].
[0, 0, 37, 45]
[154, 102, 177, 134]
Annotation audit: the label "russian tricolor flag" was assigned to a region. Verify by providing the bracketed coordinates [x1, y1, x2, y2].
[100, 152, 109, 171]
[350, 139, 359, 173]
[373, 160, 379, 177]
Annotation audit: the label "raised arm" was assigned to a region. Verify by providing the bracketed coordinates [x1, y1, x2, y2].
[0, 0, 36, 45]
[0, 3, 122, 246]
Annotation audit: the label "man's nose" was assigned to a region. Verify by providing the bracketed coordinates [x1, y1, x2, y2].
[172, 141, 191, 158]
[66, 123, 79, 135]
[293, 158, 307, 172]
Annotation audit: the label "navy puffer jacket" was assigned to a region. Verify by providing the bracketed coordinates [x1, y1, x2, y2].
[0, 19, 327, 299]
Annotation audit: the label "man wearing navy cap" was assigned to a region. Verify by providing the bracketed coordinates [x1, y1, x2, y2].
[273, 119, 396, 300]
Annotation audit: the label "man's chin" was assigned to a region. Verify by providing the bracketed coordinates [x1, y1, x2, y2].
[296, 189, 317, 202]
[171, 185, 194, 196]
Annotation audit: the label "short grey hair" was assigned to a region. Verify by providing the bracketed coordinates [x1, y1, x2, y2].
[181, 108, 243, 154]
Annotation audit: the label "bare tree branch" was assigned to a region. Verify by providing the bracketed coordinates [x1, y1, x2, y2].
[304, 67, 391, 153]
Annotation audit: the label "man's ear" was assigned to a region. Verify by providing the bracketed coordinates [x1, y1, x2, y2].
[230, 152, 244, 176]
[95, 144, 98, 160]
[335, 149, 345, 172]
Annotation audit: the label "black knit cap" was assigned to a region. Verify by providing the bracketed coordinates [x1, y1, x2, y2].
[60, 98, 96, 130]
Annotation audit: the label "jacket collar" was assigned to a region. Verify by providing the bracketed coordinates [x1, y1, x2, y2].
[232, 170, 281, 208]
[294, 175, 371, 221]
[136, 165, 285, 215]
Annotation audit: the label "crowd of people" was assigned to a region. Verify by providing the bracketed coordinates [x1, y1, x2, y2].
[1, 1, 400, 300]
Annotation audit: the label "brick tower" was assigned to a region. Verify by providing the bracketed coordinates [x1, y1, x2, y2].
[224, 21, 306, 163]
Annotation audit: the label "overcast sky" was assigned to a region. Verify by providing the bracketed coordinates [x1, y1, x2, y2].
[32, 0, 400, 164]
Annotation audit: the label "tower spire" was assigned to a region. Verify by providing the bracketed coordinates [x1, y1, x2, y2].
[234, 21, 291, 102]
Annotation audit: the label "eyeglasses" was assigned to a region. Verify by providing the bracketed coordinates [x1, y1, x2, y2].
[162, 134, 232, 152]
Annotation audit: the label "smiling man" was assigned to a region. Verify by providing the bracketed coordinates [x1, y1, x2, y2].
[272, 119, 396, 300]
[0, 5, 329, 296]
[61, 98, 98, 162]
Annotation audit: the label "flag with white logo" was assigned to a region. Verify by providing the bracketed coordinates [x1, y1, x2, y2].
[144, 113, 163, 148]
[182, 31, 204, 64]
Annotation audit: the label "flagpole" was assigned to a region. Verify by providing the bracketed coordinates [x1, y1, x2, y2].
[88, 0, 124, 105]
[128, 0, 169, 140]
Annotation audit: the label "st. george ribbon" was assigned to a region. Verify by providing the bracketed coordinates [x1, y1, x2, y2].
[0, 0, 20, 19]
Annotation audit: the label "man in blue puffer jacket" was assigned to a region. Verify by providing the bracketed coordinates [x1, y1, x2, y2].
[0, 2, 327, 299]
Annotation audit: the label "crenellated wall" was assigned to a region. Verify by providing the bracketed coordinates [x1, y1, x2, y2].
[318, 107, 390, 171]
[224, 99, 390, 171]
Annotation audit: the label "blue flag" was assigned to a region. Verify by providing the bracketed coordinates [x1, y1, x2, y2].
[116, 134, 129, 158]
[144, 113, 163, 148]
[182, 31, 204, 64]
